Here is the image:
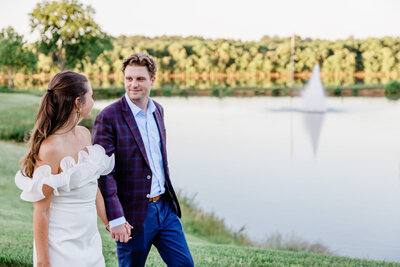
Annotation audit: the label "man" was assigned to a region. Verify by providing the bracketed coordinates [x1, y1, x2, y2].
[93, 53, 194, 267]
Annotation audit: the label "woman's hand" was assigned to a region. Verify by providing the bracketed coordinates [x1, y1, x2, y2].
[111, 223, 130, 243]
[36, 259, 51, 267]
[124, 222, 134, 237]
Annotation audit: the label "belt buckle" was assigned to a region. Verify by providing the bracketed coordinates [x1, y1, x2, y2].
[152, 197, 157, 203]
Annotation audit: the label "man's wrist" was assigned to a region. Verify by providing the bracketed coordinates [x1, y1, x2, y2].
[109, 216, 126, 228]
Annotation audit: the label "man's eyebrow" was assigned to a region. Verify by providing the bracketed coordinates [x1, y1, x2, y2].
[126, 75, 146, 78]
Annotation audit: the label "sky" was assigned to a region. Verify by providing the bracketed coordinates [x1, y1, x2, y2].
[0, 0, 399, 42]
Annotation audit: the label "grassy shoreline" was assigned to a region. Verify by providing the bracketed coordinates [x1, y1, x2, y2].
[1, 83, 392, 99]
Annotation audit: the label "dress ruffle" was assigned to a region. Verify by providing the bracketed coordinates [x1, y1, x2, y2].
[15, 144, 114, 202]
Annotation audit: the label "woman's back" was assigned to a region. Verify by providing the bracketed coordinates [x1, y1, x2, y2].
[16, 143, 114, 266]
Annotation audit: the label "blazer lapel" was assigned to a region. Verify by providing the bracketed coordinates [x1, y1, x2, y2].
[121, 97, 150, 167]
[154, 107, 167, 155]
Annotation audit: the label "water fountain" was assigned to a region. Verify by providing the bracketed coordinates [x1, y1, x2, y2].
[271, 64, 328, 156]
[301, 64, 326, 156]
[302, 64, 326, 113]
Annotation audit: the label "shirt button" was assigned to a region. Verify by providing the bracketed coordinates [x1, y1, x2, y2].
[147, 175, 151, 180]
[146, 194, 150, 198]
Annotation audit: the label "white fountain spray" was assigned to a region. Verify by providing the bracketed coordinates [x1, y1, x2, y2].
[302, 64, 326, 113]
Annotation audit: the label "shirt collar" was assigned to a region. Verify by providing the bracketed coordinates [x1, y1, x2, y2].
[124, 93, 156, 117]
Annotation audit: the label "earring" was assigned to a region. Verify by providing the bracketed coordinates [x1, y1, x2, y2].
[77, 108, 81, 115]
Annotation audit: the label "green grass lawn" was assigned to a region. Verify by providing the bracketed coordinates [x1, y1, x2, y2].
[1, 143, 399, 266]
[1, 93, 400, 266]
[0, 93, 39, 142]
[0, 93, 98, 142]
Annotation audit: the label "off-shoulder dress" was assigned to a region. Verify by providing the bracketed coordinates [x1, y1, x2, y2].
[15, 144, 114, 267]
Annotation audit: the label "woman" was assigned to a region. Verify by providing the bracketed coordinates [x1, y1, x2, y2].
[15, 71, 130, 267]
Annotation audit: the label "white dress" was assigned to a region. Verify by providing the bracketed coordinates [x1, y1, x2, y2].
[15, 144, 114, 267]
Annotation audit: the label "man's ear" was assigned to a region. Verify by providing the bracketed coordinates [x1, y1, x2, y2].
[151, 76, 156, 86]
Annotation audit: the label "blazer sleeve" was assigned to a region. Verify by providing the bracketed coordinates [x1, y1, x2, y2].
[93, 111, 125, 221]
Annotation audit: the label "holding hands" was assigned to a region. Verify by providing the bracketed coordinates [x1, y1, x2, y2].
[108, 222, 133, 243]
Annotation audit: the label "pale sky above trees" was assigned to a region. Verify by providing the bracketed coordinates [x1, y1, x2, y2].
[0, 0, 399, 42]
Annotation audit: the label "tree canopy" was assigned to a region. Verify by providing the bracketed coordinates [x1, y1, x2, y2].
[0, 27, 37, 88]
[1, 0, 399, 89]
[29, 0, 113, 71]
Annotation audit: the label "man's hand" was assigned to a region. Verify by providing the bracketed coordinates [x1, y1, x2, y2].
[124, 222, 134, 237]
[110, 222, 133, 243]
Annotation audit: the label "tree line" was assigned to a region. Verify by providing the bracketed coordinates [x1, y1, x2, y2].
[0, 0, 399, 88]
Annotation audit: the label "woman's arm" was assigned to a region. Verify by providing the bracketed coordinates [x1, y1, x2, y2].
[33, 185, 53, 267]
[34, 139, 63, 267]
[82, 126, 110, 229]
[96, 187, 109, 230]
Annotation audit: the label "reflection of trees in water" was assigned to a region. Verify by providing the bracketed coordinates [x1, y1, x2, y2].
[321, 76, 355, 86]
[363, 76, 392, 85]
[90, 77, 118, 88]
[1, 75, 391, 90]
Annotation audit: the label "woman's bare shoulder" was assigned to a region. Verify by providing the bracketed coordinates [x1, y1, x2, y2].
[77, 125, 92, 145]
[37, 136, 64, 173]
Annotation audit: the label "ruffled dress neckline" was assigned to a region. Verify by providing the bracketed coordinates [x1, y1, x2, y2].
[15, 144, 114, 202]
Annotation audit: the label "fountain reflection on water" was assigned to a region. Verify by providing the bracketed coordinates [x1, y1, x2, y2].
[301, 64, 326, 156]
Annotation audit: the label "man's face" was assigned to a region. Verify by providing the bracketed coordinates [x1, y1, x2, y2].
[124, 64, 155, 106]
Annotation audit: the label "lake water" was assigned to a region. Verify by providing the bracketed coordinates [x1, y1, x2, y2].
[94, 96, 400, 262]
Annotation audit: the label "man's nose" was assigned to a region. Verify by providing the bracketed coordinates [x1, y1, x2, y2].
[132, 80, 139, 88]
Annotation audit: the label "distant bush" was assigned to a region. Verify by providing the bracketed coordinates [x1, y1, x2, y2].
[272, 88, 280, 96]
[384, 81, 400, 100]
[333, 87, 341, 96]
[263, 233, 332, 255]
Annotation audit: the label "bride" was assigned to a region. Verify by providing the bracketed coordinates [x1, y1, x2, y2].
[15, 71, 131, 267]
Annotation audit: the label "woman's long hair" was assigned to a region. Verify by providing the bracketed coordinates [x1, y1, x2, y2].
[20, 71, 89, 177]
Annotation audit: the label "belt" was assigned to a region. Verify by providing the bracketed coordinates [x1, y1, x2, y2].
[148, 194, 162, 202]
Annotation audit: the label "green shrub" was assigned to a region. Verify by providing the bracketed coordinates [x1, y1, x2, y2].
[162, 88, 171, 96]
[212, 87, 224, 97]
[333, 87, 341, 96]
[384, 80, 400, 98]
[272, 88, 280, 96]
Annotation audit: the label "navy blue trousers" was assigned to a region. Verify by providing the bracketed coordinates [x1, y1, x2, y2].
[116, 198, 194, 267]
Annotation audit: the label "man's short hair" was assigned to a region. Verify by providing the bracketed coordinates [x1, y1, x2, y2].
[121, 53, 157, 78]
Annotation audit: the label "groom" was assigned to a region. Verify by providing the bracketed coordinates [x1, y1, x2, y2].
[93, 53, 194, 267]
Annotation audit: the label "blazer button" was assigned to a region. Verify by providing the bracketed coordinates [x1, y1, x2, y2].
[147, 175, 151, 180]
[146, 194, 150, 198]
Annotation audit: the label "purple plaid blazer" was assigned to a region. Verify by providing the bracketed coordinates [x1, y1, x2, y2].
[92, 96, 181, 235]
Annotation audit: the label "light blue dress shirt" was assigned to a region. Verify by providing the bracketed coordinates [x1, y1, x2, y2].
[109, 94, 166, 228]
